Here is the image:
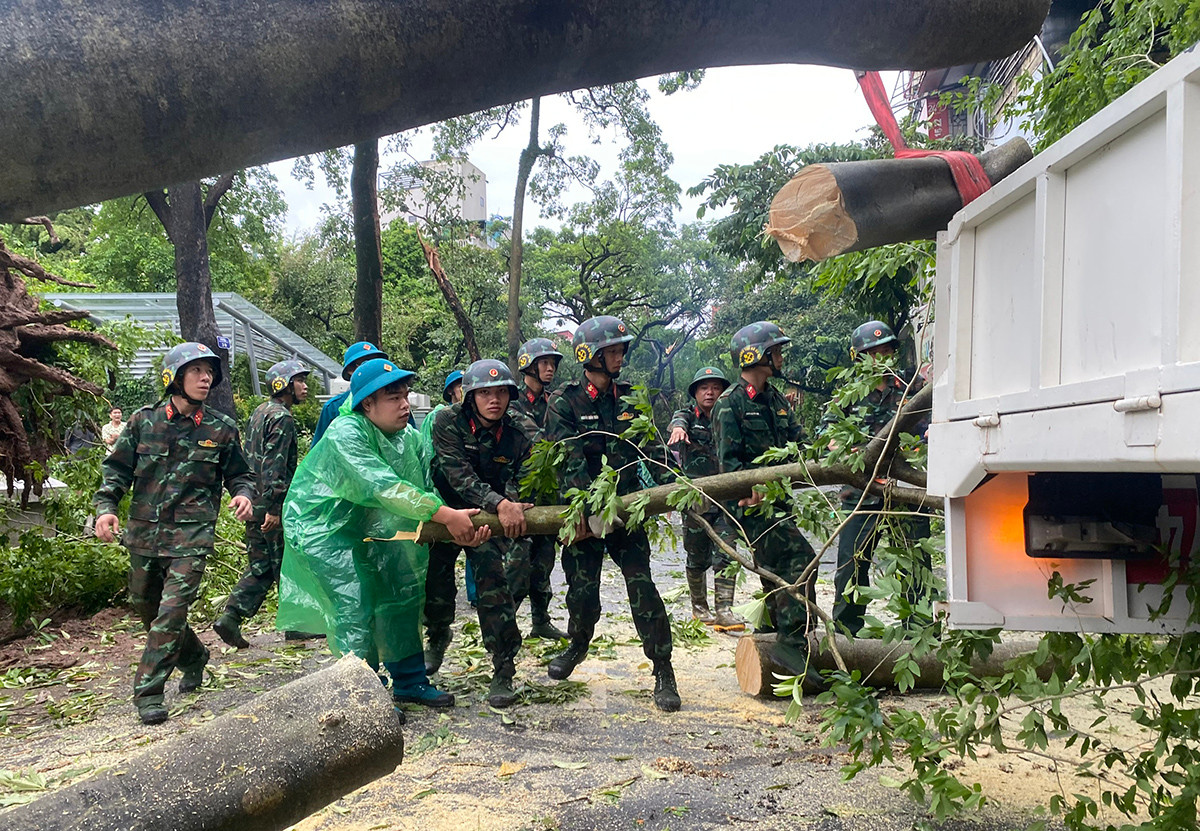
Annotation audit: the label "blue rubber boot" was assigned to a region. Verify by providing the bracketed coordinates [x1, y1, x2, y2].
[386, 653, 455, 708]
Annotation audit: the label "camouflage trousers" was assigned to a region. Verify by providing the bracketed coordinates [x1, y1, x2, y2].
[741, 512, 818, 651]
[561, 528, 672, 661]
[425, 539, 521, 671]
[506, 534, 558, 624]
[128, 552, 209, 705]
[683, 510, 734, 573]
[833, 500, 934, 634]
[226, 520, 283, 621]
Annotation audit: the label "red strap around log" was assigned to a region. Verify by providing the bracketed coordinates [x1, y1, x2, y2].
[855, 70, 992, 205]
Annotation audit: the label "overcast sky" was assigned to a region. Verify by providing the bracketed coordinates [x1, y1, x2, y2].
[270, 65, 898, 237]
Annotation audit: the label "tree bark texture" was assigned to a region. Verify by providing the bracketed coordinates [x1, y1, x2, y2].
[352, 141, 384, 346]
[5, 656, 405, 831]
[0, 0, 1052, 219]
[734, 633, 1050, 695]
[766, 138, 1034, 262]
[507, 96, 543, 370]
[148, 182, 236, 417]
[420, 236, 480, 362]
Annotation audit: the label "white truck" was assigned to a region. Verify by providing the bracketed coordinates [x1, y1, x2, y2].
[928, 45, 1200, 634]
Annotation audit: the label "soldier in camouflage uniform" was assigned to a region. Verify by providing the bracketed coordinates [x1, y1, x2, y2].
[214, 359, 309, 649]
[507, 337, 568, 640]
[820, 320, 932, 635]
[427, 360, 534, 707]
[712, 322, 818, 662]
[544, 316, 680, 712]
[667, 366, 745, 629]
[94, 342, 254, 725]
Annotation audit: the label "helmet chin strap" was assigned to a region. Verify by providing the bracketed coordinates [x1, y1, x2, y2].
[172, 386, 206, 407]
[587, 350, 623, 380]
[467, 392, 503, 427]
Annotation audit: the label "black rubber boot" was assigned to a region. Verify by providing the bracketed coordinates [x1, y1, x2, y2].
[213, 609, 250, 649]
[547, 641, 589, 680]
[137, 701, 168, 725]
[284, 630, 326, 641]
[177, 646, 210, 693]
[424, 629, 452, 675]
[652, 659, 681, 712]
[528, 613, 568, 641]
[687, 568, 715, 624]
[487, 662, 519, 708]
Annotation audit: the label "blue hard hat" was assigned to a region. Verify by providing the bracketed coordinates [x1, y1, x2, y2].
[341, 341, 388, 380]
[350, 358, 416, 410]
[443, 369, 464, 403]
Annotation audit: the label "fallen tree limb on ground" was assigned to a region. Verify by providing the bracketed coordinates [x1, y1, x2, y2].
[4, 656, 404, 831]
[766, 138, 1034, 262]
[735, 633, 1050, 696]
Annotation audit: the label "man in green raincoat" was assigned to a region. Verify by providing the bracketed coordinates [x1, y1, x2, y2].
[277, 357, 488, 709]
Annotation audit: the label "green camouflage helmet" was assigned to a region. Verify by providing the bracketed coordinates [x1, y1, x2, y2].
[462, 359, 519, 398]
[161, 341, 222, 389]
[730, 321, 791, 369]
[265, 359, 310, 396]
[573, 315, 634, 364]
[850, 320, 897, 359]
[516, 337, 563, 374]
[687, 366, 731, 398]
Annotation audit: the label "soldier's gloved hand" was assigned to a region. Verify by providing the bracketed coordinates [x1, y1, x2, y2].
[230, 495, 254, 522]
[95, 513, 119, 543]
[586, 514, 624, 538]
[497, 499, 533, 537]
[668, 426, 690, 446]
[262, 513, 281, 532]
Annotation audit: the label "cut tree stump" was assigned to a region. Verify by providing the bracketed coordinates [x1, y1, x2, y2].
[735, 632, 1047, 696]
[766, 138, 1034, 262]
[5, 656, 404, 831]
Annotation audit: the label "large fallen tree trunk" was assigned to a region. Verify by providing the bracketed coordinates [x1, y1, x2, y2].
[0, 0, 1052, 219]
[766, 138, 1034, 262]
[735, 633, 1049, 696]
[5, 656, 404, 831]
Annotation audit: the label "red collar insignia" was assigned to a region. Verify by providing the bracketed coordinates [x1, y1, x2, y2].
[745, 383, 758, 400]
[526, 390, 537, 404]
[165, 401, 203, 425]
[586, 382, 599, 400]
[694, 405, 703, 419]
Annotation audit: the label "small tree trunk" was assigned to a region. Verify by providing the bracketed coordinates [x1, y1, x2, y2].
[734, 633, 1049, 695]
[420, 235, 480, 362]
[352, 140, 384, 345]
[506, 97, 541, 370]
[168, 182, 235, 416]
[4, 656, 405, 831]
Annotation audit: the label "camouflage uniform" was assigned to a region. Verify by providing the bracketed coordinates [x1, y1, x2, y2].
[428, 402, 533, 673]
[667, 403, 730, 572]
[94, 400, 253, 708]
[545, 375, 672, 663]
[712, 378, 816, 650]
[821, 370, 933, 633]
[507, 384, 561, 628]
[226, 397, 297, 621]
